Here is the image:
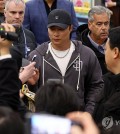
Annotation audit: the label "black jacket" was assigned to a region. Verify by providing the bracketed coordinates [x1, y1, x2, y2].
[0, 12, 4, 24]
[13, 26, 37, 58]
[77, 26, 108, 74]
[0, 58, 27, 120]
[94, 73, 120, 132]
[0, 58, 20, 111]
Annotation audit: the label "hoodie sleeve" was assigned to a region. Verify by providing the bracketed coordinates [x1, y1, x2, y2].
[83, 47, 104, 115]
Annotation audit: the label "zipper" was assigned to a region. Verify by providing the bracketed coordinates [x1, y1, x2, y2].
[66, 55, 80, 71]
[44, 55, 80, 86]
[44, 59, 61, 73]
[61, 55, 80, 86]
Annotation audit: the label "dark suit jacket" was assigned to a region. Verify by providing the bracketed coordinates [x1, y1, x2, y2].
[23, 0, 79, 44]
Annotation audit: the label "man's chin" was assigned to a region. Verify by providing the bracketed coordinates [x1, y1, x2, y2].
[101, 36, 108, 41]
[12, 23, 21, 28]
[101, 34, 108, 38]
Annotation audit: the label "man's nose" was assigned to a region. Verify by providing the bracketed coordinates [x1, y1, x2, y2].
[15, 13, 20, 18]
[101, 24, 107, 29]
[53, 30, 59, 36]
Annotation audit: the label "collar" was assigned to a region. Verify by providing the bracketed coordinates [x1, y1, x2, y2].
[43, 0, 57, 15]
[88, 33, 105, 54]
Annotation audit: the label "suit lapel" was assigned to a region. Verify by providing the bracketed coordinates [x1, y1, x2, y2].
[38, 0, 48, 25]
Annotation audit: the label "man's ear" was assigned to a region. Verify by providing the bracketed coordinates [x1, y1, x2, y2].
[69, 25, 73, 32]
[4, 9, 6, 18]
[88, 21, 92, 31]
[113, 47, 120, 59]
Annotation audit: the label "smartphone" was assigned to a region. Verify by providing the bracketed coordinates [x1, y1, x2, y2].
[47, 79, 62, 84]
[31, 55, 37, 68]
[31, 55, 37, 62]
[25, 113, 76, 134]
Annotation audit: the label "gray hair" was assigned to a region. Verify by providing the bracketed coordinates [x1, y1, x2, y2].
[5, 0, 25, 11]
[88, 6, 113, 22]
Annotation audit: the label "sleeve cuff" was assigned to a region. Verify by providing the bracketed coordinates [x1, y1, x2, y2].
[0, 54, 12, 60]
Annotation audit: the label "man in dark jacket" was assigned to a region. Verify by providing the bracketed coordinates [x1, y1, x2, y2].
[94, 26, 120, 133]
[4, 0, 37, 58]
[28, 9, 104, 115]
[77, 6, 112, 74]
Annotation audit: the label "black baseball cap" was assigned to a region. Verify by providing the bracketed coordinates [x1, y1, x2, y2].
[47, 9, 72, 29]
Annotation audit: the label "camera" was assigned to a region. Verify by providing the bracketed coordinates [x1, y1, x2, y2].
[0, 25, 18, 41]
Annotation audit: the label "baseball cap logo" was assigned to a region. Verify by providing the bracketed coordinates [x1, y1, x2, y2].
[55, 16, 59, 20]
[47, 9, 72, 29]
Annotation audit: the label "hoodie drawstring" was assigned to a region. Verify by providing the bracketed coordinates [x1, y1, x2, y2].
[42, 56, 45, 85]
[77, 54, 82, 90]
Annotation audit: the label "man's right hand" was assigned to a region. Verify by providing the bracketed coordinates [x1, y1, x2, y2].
[19, 62, 38, 84]
[27, 68, 39, 85]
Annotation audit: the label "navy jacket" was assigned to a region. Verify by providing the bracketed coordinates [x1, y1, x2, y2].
[23, 0, 79, 44]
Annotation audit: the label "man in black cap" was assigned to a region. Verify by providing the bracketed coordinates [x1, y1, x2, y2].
[28, 9, 104, 115]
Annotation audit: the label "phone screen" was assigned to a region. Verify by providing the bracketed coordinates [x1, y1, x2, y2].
[26, 113, 72, 134]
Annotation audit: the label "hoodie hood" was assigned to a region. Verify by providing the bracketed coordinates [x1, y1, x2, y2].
[35, 41, 50, 56]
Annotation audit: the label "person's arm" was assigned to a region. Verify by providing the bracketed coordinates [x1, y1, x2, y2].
[84, 50, 104, 115]
[19, 62, 36, 84]
[106, 1, 116, 7]
[106, 0, 120, 7]
[0, 23, 20, 111]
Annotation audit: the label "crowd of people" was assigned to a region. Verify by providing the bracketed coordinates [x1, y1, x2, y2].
[0, 0, 120, 134]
